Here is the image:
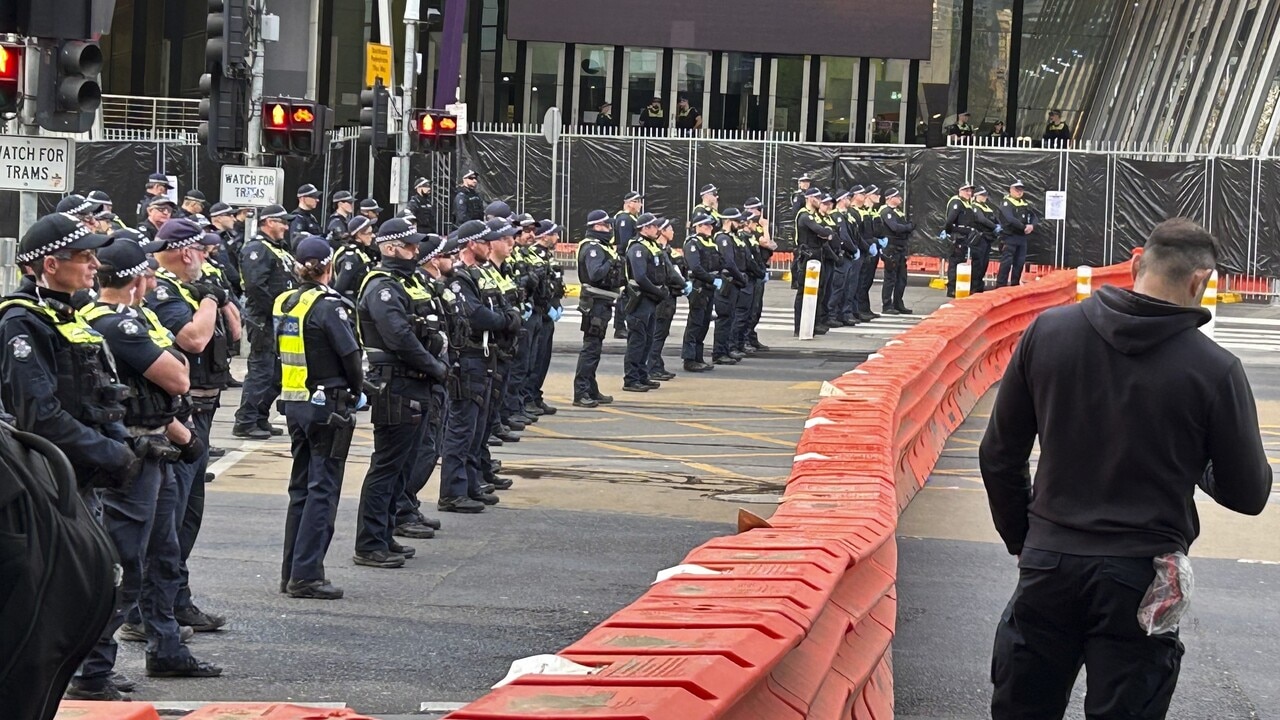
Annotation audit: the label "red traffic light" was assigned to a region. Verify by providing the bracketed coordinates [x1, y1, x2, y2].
[292, 106, 314, 124]
[0, 44, 18, 80]
[266, 101, 289, 129]
[418, 112, 436, 135]
[438, 116, 457, 133]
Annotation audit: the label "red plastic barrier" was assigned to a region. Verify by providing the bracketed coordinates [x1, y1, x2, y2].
[55, 702, 161, 720]
[182, 705, 376, 719]
[446, 261, 1135, 719]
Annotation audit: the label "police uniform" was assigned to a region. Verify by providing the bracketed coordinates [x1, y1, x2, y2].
[453, 172, 486, 226]
[476, 223, 524, 451]
[407, 178, 438, 233]
[648, 220, 690, 379]
[233, 204, 298, 437]
[612, 192, 642, 338]
[324, 190, 356, 247]
[946, 114, 975, 141]
[837, 190, 869, 325]
[692, 184, 720, 225]
[969, 190, 998, 293]
[138, 195, 177, 240]
[879, 190, 915, 314]
[143, 220, 232, 632]
[500, 216, 542, 426]
[997, 181, 1040, 287]
[792, 189, 833, 334]
[520, 222, 565, 416]
[680, 214, 723, 371]
[944, 186, 976, 297]
[136, 172, 173, 222]
[1043, 113, 1072, 145]
[332, 217, 379, 303]
[712, 209, 749, 364]
[736, 205, 773, 346]
[622, 213, 668, 390]
[276, 236, 364, 597]
[789, 175, 813, 216]
[354, 219, 449, 565]
[358, 198, 385, 229]
[573, 211, 626, 406]
[639, 99, 665, 131]
[854, 188, 884, 322]
[440, 221, 517, 511]
[74, 239, 221, 692]
[290, 184, 324, 250]
[823, 194, 857, 328]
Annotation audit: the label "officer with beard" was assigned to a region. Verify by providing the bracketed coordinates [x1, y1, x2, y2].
[325, 191, 356, 246]
[354, 219, 449, 568]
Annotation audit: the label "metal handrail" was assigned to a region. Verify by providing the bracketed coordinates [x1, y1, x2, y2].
[100, 94, 202, 134]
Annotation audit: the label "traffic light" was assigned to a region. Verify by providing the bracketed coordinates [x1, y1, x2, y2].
[199, 71, 249, 162]
[35, 38, 101, 133]
[414, 110, 458, 153]
[259, 97, 330, 156]
[0, 42, 19, 115]
[206, 0, 251, 78]
[359, 79, 389, 149]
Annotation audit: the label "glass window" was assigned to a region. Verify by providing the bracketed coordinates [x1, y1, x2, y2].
[576, 45, 613, 125]
[773, 56, 805, 134]
[967, 0, 1014, 129]
[673, 51, 710, 129]
[527, 42, 564, 125]
[624, 48, 660, 126]
[822, 57, 856, 142]
[870, 59, 907, 143]
[722, 52, 764, 131]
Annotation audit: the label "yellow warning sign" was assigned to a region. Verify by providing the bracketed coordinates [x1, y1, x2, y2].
[365, 43, 393, 88]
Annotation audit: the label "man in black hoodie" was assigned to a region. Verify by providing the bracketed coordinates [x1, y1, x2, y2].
[980, 218, 1272, 719]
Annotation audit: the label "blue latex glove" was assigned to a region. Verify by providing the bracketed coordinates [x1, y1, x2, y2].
[713, 278, 724, 290]
[682, 281, 694, 296]
[853, 249, 861, 261]
[549, 306, 564, 322]
[939, 231, 949, 241]
[868, 243, 878, 257]
[521, 307, 533, 322]
[995, 224, 1003, 234]
[355, 392, 368, 411]
[878, 237, 888, 248]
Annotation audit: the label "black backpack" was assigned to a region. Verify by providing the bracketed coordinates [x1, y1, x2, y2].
[0, 416, 119, 720]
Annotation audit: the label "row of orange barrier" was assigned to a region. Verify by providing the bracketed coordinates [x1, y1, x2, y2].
[57, 262, 1135, 720]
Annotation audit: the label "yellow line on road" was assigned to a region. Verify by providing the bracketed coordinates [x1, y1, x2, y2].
[598, 406, 798, 449]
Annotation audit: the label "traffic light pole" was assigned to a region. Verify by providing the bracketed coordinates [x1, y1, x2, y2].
[396, 0, 421, 210]
[245, 0, 265, 168]
[17, 39, 40, 239]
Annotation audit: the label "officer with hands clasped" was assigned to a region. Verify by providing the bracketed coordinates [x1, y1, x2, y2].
[275, 236, 364, 599]
[234, 204, 298, 439]
[621, 212, 669, 393]
[997, 180, 1040, 288]
[72, 238, 222, 698]
[712, 208, 748, 365]
[354, 219, 450, 568]
[332, 216, 378, 303]
[573, 209, 626, 407]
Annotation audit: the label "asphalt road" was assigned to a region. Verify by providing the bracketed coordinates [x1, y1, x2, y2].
[896, 355, 1280, 719]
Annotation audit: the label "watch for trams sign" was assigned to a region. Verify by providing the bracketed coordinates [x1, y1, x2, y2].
[0, 135, 75, 193]
[219, 165, 285, 208]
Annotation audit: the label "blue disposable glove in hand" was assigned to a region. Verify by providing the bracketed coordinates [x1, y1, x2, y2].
[939, 231, 949, 241]
[995, 224, 1003, 234]
[682, 281, 694, 296]
[521, 307, 533, 322]
[549, 306, 563, 322]
[868, 243, 878, 257]
[355, 392, 368, 411]
[713, 278, 724, 290]
[878, 237, 889, 248]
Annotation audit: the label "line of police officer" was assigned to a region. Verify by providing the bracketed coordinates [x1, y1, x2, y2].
[939, 180, 1042, 295]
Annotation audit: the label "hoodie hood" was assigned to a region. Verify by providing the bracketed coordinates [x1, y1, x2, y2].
[1082, 284, 1210, 355]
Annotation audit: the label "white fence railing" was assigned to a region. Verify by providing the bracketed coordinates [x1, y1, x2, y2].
[100, 94, 201, 135]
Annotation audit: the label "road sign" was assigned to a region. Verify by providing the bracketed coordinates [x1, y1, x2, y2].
[0, 135, 75, 193]
[542, 107, 562, 146]
[365, 42, 393, 88]
[219, 165, 284, 207]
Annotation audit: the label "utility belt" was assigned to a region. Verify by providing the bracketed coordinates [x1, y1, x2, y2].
[370, 362, 434, 382]
[364, 374, 425, 427]
[188, 389, 221, 414]
[77, 383, 131, 428]
[130, 434, 182, 462]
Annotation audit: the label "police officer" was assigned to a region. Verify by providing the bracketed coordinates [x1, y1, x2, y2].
[138, 195, 177, 240]
[838, 187, 868, 325]
[354, 219, 450, 567]
[291, 184, 324, 248]
[574, 209, 625, 407]
[440, 220, 519, 511]
[969, 188, 998, 293]
[647, 218, 690, 381]
[207, 204, 244, 297]
[475, 219, 524, 445]
[178, 189, 207, 219]
[639, 97, 665, 131]
[454, 170, 485, 226]
[234, 204, 297, 438]
[692, 184, 720, 221]
[1043, 109, 1072, 145]
[408, 177, 438, 233]
[358, 198, 384, 227]
[879, 189, 915, 314]
[675, 95, 703, 131]
[789, 175, 814, 215]
[275, 236, 363, 598]
[136, 173, 172, 221]
[681, 213, 722, 372]
[946, 111, 975, 142]
[792, 187, 832, 335]
[996, 180, 1039, 287]
[853, 185, 883, 322]
[944, 183, 976, 297]
[740, 199, 775, 351]
[325, 191, 356, 244]
[85, 190, 126, 231]
[825, 190, 857, 327]
[612, 191, 644, 339]
[502, 214, 542, 427]
[483, 199, 512, 223]
[713, 208, 749, 364]
[58, 193, 101, 226]
[595, 102, 616, 127]
[145, 220, 236, 634]
[332, 216, 378, 302]
[73, 239, 222, 696]
[621, 212, 668, 392]
[521, 221, 565, 417]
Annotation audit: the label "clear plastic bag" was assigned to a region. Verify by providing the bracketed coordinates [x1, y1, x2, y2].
[1137, 552, 1193, 635]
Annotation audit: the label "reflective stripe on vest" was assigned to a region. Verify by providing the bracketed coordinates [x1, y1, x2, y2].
[273, 287, 326, 402]
[155, 269, 201, 311]
[78, 303, 175, 351]
[356, 269, 431, 348]
[0, 298, 106, 347]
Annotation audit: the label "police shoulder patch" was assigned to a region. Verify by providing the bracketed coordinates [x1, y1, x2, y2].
[335, 307, 349, 322]
[379, 288, 393, 302]
[9, 335, 32, 361]
[249, 251, 260, 260]
[344, 262, 353, 271]
[154, 285, 170, 300]
[633, 249, 643, 258]
[120, 319, 142, 336]
[589, 250, 598, 257]
[450, 281, 463, 294]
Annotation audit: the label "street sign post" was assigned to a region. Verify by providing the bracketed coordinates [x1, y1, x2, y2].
[219, 164, 284, 207]
[0, 134, 74, 193]
[543, 107, 561, 220]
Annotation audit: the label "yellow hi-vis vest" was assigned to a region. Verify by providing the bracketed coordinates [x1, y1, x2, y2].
[273, 287, 326, 402]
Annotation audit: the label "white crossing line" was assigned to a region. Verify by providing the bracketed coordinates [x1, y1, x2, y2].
[1216, 316, 1280, 328]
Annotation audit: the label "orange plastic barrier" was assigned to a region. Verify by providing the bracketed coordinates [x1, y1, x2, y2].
[182, 705, 376, 719]
[445, 260, 1135, 719]
[55, 702, 161, 720]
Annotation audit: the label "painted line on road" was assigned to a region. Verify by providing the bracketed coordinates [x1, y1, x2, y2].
[421, 702, 469, 713]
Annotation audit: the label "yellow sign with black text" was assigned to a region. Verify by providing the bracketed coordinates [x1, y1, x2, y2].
[365, 43, 393, 88]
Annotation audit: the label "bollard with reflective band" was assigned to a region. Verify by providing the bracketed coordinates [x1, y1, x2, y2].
[955, 262, 971, 299]
[799, 260, 821, 341]
[1200, 270, 1218, 339]
[1076, 265, 1093, 302]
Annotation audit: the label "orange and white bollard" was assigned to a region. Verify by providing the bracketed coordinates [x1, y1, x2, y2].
[955, 262, 972, 299]
[799, 260, 822, 340]
[1075, 265, 1093, 302]
[1200, 270, 1218, 339]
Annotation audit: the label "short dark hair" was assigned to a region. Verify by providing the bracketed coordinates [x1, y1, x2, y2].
[1138, 218, 1219, 284]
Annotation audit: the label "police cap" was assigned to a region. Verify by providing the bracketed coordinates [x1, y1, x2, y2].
[959, 182, 975, 192]
[347, 216, 374, 235]
[698, 184, 718, 197]
[109, 227, 161, 254]
[95, 237, 152, 279]
[417, 234, 450, 263]
[295, 236, 332, 264]
[297, 183, 322, 198]
[332, 190, 355, 203]
[146, 173, 172, 188]
[413, 177, 430, 189]
[635, 212, 659, 229]
[883, 188, 901, 200]
[375, 217, 425, 246]
[154, 218, 213, 251]
[514, 213, 536, 228]
[86, 190, 113, 206]
[803, 187, 823, 198]
[534, 219, 557, 238]
[258, 204, 292, 221]
[1010, 179, 1026, 189]
[483, 218, 518, 242]
[184, 189, 207, 204]
[585, 209, 612, 226]
[974, 187, 989, 198]
[623, 190, 643, 203]
[850, 185, 866, 195]
[208, 202, 235, 218]
[864, 184, 881, 195]
[462, 170, 479, 180]
[358, 198, 383, 213]
[16, 213, 112, 266]
[692, 214, 717, 228]
[485, 200, 512, 218]
[719, 208, 743, 221]
[456, 219, 489, 245]
[148, 195, 177, 209]
[743, 197, 763, 210]
[56, 194, 99, 216]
